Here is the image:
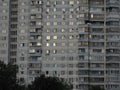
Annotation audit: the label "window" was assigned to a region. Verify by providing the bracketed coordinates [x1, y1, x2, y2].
[61, 28, 65, 32]
[21, 16, 25, 20]
[20, 36, 25, 40]
[80, 6, 88, 12]
[62, 1, 65, 5]
[69, 42, 73, 46]
[31, 8, 41, 12]
[21, 2, 25, 5]
[3, 3, 7, 6]
[0, 43, 7, 48]
[29, 49, 35, 53]
[53, 28, 57, 32]
[20, 57, 24, 61]
[91, 14, 94, 18]
[1, 23, 6, 28]
[36, 15, 42, 19]
[46, 22, 50, 26]
[54, 1, 57, 5]
[46, 29, 50, 33]
[31, 1, 42, 5]
[38, 36, 42, 40]
[69, 1, 74, 5]
[53, 36, 57, 39]
[46, 36, 50, 40]
[46, 43, 50, 47]
[53, 42, 57, 46]
[47, 15, 50, 19]
[2, 10, 7, 13]
[2, 30, 6, 33]
[46, 8, 50, 12]
[69, 28, 73, 32]
[53, 22, 57, 26]
[30, 21, 36, 26]
[21, 71, 24, 74]
[69, 15, 73, 18]
[21, 22, 25, 26]
[20, 43, 25, 47]
[70, 8, 74, 12]
[69, 57, 73, 60]
[54, 8, 56, 12]
[37, 43, 41, 46]
[62, 8, 65, 12]
[79, 48, 85, 53]
[61, 50, 64, 53]
[30, 29, 35, 33]
[46, 50, 50, 55]
[53, 50, 57, 54]
[61, 42, 65, 46]
[78, 42, 88, 46]
[69, 35, 73, 39]
[68, 64, 73, 67]
[61, 71, 65, 75]
[69, 71, 73, 75]
[29, 43, 32, 46]
[37, 22, 42, 25]
[62, 35, 65, 39]
[2, 16, 7, 20]
[47, 1, 50, 5]
[69, 22, 74, 25]
[20, 30, 25, 33]
[76, 8, 79, 12]
[79, 56, 84, 60]
[21, 9, 25, 13]
[77, 1, 80, 4]
[62, 22, 65, 25]
[53, 15, 57, 18]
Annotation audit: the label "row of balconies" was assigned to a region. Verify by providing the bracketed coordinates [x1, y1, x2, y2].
[79, 0, 119, 6]
[106, 49, 120, 54]
[106, 42, 120, 47]
[28, 70, 41, 75]
[31, 1, 42, 6]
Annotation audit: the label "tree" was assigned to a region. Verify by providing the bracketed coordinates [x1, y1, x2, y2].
[89, 85, 105, 90]
[28, 75, 72, 90]
[0, 61, 18, 90]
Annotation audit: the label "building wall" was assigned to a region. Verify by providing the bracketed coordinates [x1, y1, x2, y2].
[17, 0, 30, 84]
[41, 0, 79, 89]
[78, 0, 120, 90]
[0, 0, 120, 90]
[0, 0, 9, 64]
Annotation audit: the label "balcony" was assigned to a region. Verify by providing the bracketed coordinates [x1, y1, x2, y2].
[107, 12, 120, 19]
[90, 0, 104, 6]
[106, 49, 120, 53]
[106, 28, 120, 33]
[90, 24, 105, 28]
[107, 1, 119, 7]
[90, 71, 104, 77]
[90, 42, 104, 47]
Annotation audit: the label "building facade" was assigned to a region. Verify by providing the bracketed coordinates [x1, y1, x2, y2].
[0, 0, 10, 64]
[0, 0, 120, 90]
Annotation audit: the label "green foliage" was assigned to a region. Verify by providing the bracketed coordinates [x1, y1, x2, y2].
[0, 61, 72, 90]
[28, 75, 72, 90]
[0, 61, 18, 90]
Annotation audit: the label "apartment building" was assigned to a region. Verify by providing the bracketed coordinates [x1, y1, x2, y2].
[0, 0, 9, 64]
[78, 0, 120, 90]
[0, 0, 120, 90]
